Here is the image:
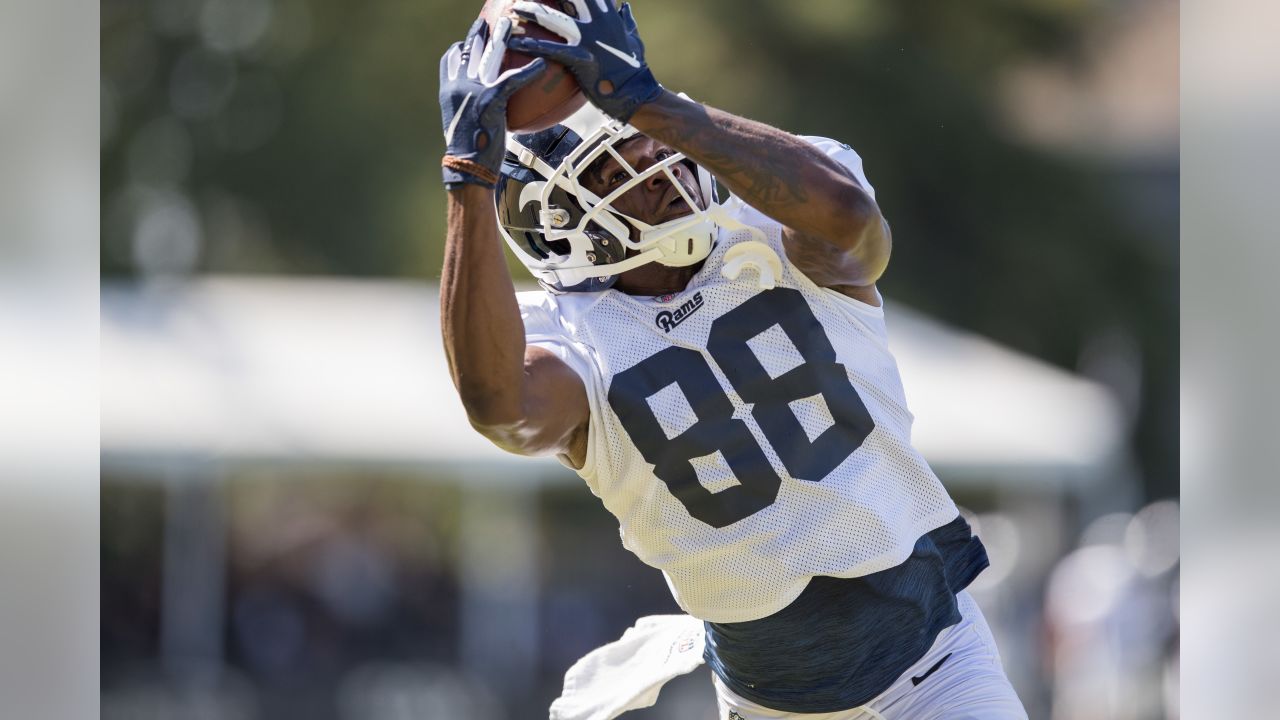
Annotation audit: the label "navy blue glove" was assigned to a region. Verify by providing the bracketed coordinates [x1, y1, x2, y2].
[440, 17, 546, 188]
[507, 1, 662, 122]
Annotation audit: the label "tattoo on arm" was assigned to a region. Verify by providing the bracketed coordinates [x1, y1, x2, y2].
[638, 101, 813, 210]
[629, 91, 889, 286]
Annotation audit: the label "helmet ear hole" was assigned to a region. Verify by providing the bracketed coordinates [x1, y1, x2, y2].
[544, 237, 571, 256]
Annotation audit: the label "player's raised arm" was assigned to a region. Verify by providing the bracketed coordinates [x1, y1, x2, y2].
[438, 19, 589, 462]
[630, 94, 893, 290]
[508, 1, 891, 290]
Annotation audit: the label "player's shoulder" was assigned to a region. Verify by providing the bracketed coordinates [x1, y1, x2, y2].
[796, 135, 876, 200]
[716, 136, 875, 229]
[516, 288, 555, 313]
[517, 289, 562, 335]
[517, 288, 599, 338]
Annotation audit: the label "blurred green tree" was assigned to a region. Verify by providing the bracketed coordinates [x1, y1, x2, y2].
[101, 0, 1175, 499]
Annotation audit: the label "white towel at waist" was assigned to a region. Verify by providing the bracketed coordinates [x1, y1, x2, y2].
[550, 614, 707, 720]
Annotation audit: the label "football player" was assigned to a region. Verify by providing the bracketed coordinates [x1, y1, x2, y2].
[437, 2, 1028, 718]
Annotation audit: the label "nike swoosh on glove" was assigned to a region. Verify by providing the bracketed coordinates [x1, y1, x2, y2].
[439, 16, 546, 188]
[508, 1, 662, 122]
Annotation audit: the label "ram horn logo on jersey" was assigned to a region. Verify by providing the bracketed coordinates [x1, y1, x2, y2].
[655, 292, 704, 332]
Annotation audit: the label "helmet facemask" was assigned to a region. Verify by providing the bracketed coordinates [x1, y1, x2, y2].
[499, 106, 718, 292]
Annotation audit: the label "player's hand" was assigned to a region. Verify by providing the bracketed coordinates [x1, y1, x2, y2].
[507, 1, 661, 122]
[439, 17, 546, 188]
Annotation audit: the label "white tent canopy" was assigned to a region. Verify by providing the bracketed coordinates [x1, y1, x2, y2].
[101, 277, 1124, 486]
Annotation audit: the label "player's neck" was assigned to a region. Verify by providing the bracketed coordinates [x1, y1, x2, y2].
[613, 262, 704, 298]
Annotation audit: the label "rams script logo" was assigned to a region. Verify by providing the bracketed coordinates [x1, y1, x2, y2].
[655, 292, 704, 332]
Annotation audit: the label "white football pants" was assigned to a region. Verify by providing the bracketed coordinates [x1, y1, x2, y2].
[713, 592, 1028, 720]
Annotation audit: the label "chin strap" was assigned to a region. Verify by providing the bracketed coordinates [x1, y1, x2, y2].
[546, 202, 786, 290]
[548, 206, 716, 288]
[549, 247, 667, 287]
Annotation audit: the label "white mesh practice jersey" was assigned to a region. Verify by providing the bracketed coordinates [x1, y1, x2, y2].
[518, 138, 959, 623]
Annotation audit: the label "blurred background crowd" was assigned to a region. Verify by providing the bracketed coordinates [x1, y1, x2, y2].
[100, 0, 1178, 718]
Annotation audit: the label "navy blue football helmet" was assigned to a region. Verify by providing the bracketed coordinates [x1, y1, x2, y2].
[496, 104, 718, 293]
